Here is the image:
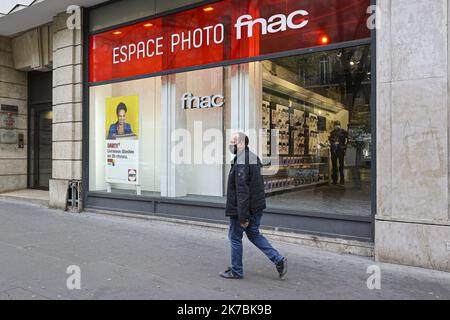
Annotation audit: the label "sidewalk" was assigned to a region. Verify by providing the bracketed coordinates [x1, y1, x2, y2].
[0, 198, 449, 300]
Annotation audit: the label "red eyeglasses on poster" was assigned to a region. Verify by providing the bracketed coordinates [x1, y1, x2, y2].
[89, 0, 371, 83]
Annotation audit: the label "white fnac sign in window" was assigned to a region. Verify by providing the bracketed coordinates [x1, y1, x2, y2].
[182, 92, 225, 110]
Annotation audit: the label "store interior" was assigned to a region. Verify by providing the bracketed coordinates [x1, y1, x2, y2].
[89, 45, 372, 218]
[260, 45, 372, 217]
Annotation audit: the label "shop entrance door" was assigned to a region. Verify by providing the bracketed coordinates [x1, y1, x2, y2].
[28, 71, 52, 190]
[32, 106, 52, 189]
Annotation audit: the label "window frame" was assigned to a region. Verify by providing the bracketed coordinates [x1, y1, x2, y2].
[82, 0, 377, 242]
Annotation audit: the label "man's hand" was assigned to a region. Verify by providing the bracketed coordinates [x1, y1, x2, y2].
[240, 220, 249, 228]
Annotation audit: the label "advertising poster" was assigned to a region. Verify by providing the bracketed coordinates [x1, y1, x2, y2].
[105, 96, 140, 185]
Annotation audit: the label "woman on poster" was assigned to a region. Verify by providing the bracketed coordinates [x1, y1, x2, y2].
[107, 102, 134, 139]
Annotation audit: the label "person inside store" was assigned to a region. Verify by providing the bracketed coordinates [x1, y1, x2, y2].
[107, 102, 134, 139]
[328, 120, 348, 185]
[219, 132, 287, 280]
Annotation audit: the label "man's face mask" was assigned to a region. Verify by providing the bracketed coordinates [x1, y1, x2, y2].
[229, 144, 238, 155]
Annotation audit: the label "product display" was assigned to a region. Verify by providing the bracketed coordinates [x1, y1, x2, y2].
[291, 109, 305, 127]
[309, 131, 319, 154]
[291, 109, 305, 156]
[291, 129, 305, 156]
[262, 101, 271, 155]
[262, 156, 329, 193]
[262, 101, 270, 129]
[272, 104, 290, 155]
[259, 57, 358, 195]
[307, 113, 318, 132]
[261, 90, 331, 194]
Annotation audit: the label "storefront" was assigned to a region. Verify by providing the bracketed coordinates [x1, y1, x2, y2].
[84, 0, 375, 241]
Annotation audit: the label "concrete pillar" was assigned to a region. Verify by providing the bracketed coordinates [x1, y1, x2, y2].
[0, 36, 28, 193]
[49, 12, 83, 209]
[160, 74, 188, 197]
[229, 63, 263, 153]
[375, 0, 450, 271]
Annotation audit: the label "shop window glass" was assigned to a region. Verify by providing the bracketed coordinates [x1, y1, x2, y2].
[88, 45, 372, 218]
[259, 45, 372, 216]
[89, 77, 162, 195]
[165, 67, 227, 199]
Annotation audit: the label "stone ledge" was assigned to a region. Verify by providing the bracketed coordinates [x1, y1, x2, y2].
[0, 189, 49, 207]
[376, 216, 450, 227]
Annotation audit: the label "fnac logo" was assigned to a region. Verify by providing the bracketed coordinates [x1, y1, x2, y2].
[235, 9, 309, 40]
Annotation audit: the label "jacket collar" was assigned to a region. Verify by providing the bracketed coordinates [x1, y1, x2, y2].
[232, 147, 256, 165]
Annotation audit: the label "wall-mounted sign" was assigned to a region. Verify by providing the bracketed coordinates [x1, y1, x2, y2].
[3, 113, 16, 128]
[1, 104, 18, 113]
[0, 130, 17, 144]
[1, 105, 19, 130]
[90, 0, 370, 83]
[182, 92, 224, 110]
[0, 112, 17, 129]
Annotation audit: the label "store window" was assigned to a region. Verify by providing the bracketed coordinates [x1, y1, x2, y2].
[88, 45, 372, 218]
[163, 66, 228, 200]
[89, 66, 229, 200]
[89, 76, 162, 196]
[259, 45, 372, 217]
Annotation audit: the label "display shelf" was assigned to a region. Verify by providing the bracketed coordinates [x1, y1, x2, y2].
[268, 163, 329, 170]
[261, 70, 334, 196]
[265, 180, 330, 195]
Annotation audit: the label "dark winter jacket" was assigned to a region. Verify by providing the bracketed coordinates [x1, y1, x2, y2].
[225, 148, 266, 223]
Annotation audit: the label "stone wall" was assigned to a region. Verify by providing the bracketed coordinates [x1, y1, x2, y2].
[0, 36, 28, 193]
[49, 12, 83, 209]
[375, 0, 450, 272]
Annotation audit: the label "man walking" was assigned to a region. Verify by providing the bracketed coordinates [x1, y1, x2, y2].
[219, 132, 287, 280]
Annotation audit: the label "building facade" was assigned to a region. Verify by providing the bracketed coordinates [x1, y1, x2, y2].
[0, 0, 449, 272]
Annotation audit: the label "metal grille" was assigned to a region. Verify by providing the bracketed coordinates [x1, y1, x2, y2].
[67, 180, 82, 212]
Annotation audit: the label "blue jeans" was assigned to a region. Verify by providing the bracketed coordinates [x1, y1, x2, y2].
[228, 214, 284, 277]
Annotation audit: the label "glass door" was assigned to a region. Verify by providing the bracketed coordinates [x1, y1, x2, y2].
[29, 106, 52, 189]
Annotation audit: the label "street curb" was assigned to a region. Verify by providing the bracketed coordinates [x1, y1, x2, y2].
[87, 208, 375, 258]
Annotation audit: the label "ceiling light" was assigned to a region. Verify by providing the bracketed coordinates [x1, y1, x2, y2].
[320, 36, 329, 45]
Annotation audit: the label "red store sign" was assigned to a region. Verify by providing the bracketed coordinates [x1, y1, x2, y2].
[90, 0, 371, 83]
